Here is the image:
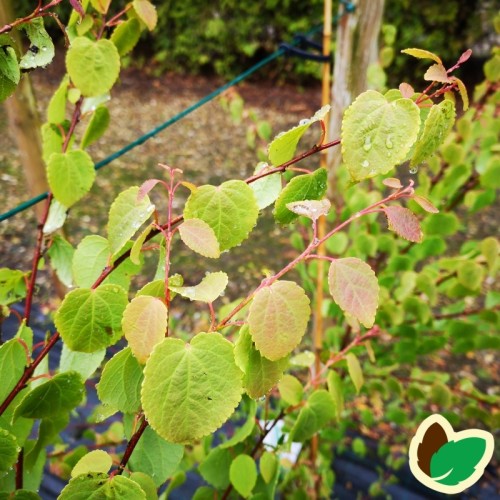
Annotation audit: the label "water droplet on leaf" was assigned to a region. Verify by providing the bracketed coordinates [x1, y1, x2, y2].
[362, 160, 370, 168]
[363, 136, 372, 152]
[409, 166, 419, 174]
[385, 135, 393, 149]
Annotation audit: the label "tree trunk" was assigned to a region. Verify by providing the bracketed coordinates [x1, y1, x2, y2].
[328, 0, 385, 192]
[0, 0, 48, 221]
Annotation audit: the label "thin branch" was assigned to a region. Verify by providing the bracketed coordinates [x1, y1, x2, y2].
[0, 139, 343, 418]
[24, 194, 52, 325]
[221, 410, 285, 500]
[116, 417, 148, 474]
[0, 0, 65, 34]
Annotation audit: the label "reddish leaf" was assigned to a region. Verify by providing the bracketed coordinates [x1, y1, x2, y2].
[424, 63, 452, 83]
[413, 195, 439, 214]
[399, 83, 414, 98]
[138, 178, 164, 201]
[384, 206, 423, 242]
[69, 0, 85, 17]
[382, 178, 402, 189]
[328, 258, 379, 328]
[457, 49, 472, 66]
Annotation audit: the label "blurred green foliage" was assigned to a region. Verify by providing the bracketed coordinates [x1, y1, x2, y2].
[14, 0, 496, 81]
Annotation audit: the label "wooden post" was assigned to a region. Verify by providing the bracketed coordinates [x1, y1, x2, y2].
[311, 1, 332, 497]
[0, 0, 48, 221]
[328, 0, 385, 192]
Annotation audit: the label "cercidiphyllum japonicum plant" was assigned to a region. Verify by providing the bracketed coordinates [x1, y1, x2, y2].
[0, 3, 498, 497]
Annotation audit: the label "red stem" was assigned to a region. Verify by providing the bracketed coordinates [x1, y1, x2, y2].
[0, 0, 65, 34]
[116, 417, 148, 474]
[0, 139, 343, 418]
[24, 194, 52, 325]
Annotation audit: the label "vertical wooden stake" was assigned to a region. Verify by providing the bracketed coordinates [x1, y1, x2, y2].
[311, 1, 332, 497]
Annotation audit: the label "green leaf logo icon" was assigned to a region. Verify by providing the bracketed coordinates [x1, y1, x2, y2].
[409, 414, 494, 494]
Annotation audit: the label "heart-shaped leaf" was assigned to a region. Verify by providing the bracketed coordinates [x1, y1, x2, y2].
[141, 333, 243, 443]
[248, 280, 311, 361]
[341, 90, 420, 181]
[184, 180, 258, 251]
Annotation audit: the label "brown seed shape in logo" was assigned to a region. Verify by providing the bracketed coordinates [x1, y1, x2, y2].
[417, 421, 448, 476]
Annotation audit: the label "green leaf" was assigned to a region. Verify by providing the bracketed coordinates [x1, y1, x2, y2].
[278, 374, 304, 406]
[199, 447, 232, 489]
[97, 347, 144, 413]
[260, 451, 278, 484]
[178, 218, 220, 258]
[55, 285, 128, 352]
[59, 473, 146, 499]
[234, 326, 288, 399]
[345, 353, 364, 394]
[250, 162, 282, 209]
[286, 198, 331, 221]
[71, 450, 112, 478]
[128, 472, 158, 500]
[411, 100, 455, 167]
[274, 168, 327, 224]
[341, 90, 420, 181]
[184, 180, 259, 251]
[90, 0, 112, 14]
[14, 372, 84, 419]
[126, 422, 183, 487]
[268, 106, 330, 166]
[430, 438, 490, 485]
[72, 235, 110, 288]
[66, 37, 120, 96]
[47, 234, 74, 288]
[327, 370, 344, 420]
[130, 224, 153, 265]
[122, 295, 168, 363]
[290, 390, 336, 442]
[220, 397, 256, 448]
[141, 333, 243, 443]
[47, 75, 69, 124]
[481, 237, 499, 274]
[0, 490, 40, 499]
[60, 343, 105, 380]
[107, 186, 155, 256]
[0, 44, 20, 102]
[19, 19, 54, 70]
[383, 206, 423, 242]
[401, 48, 442, 64]
[0, 429, 19, 472]
[230, 454, 257, 498]
[133, 0, 158, 31]
[328, 258, 379, 328]
[41, 122, 64, 164]
[248, 280, 311, 361]
[457, 261, 484, 291]
[81, 105, 110, 149]
[169, 271, 228, 303]
[110, 18, 142, 56]
[0, 268, 27, 306]
[0, 339, 28, 406]
[47, 150, 96, 208]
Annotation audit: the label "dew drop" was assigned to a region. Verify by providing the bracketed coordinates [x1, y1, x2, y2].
[385, 135, 393, 149]
[41, 46, 47, 52]
[363, 136, 372, 152]
[409, 166, 419, 174]
[362, 160, 370, 168]
[387, 152, 392, 157]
